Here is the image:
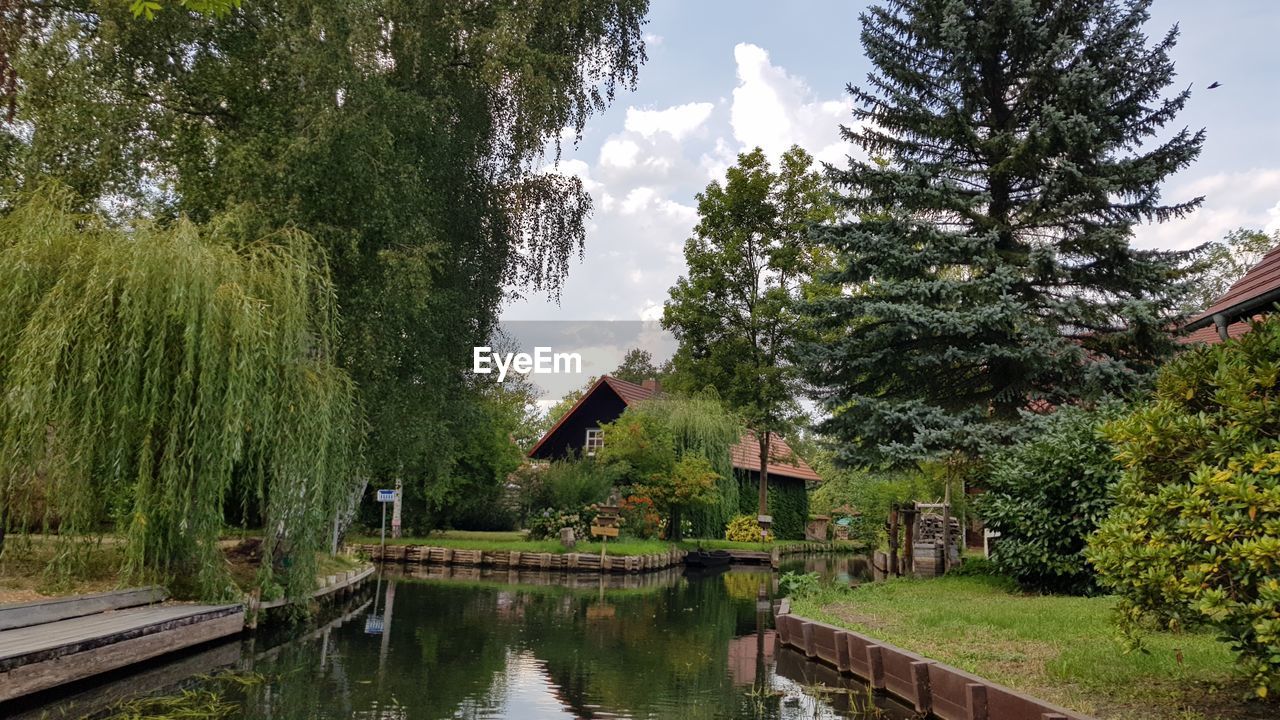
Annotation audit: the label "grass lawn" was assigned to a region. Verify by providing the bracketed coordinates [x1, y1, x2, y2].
[0, 536, 125, 603]
[791, 575, 1268, 720]
[348, 531, 675, 557]
[679, 539, 864, 552]
[0, 535, 365, 603]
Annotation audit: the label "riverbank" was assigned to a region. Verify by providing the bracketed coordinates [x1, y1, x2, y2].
[0, 536, 363, 604]
[790, 575, 1268, 720]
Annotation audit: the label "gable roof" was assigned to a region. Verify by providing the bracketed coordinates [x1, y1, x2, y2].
[528, 375, 822, 483]
[1184, 243, 1280, 343]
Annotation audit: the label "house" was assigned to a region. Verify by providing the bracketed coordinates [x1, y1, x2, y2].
[527, 375, 820, 538]
[1182, 242, 1280, 344]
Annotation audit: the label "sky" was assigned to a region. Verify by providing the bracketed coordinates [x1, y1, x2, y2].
[499, 0, 1280, 400]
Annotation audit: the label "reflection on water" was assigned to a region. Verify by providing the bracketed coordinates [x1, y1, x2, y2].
[19, 556, 910, 720]
[778, 555, 874, 586]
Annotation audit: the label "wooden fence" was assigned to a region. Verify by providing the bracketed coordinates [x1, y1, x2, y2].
[774, 603, 1093, 720]
[349, 544, 686, 574]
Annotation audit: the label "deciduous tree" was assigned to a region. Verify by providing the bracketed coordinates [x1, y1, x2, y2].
[663, 146, 835, 527]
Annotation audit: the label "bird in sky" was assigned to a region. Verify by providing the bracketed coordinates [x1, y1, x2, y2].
[1207, 81, 1223, 89]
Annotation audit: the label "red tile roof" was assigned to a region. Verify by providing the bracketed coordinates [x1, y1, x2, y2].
[529, 375, 822, 483]
[729, 432, 823, 483]
[1183, 243, 1280, 344]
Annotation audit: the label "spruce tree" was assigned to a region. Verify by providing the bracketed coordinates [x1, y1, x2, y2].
[804, 0, 1205, 466]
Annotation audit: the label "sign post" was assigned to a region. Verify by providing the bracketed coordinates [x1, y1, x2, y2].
[376, 488, 396, 560]
[590, 505, 621, 564]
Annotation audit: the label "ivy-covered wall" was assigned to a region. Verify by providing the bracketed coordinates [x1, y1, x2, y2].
[687, 471, 740, 539]
[735, 471, 809, 540]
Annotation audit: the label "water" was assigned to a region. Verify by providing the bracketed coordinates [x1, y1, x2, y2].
[16, 558, 911, 720]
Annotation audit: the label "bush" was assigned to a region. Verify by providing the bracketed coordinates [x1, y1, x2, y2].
[725, 514, 772, 543]
[1087, 317, 1280, 697]
[526, 505, 594, 541]
[778, 571, 820, 598]
[809, 464, 959, 550]
[978, 403, 1124, 594]
[619, 495, 660, 539]
[541, 458, 614, 510]
[948, 556, 1001, 577]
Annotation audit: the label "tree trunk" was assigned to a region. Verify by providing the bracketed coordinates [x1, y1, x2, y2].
[757, 430, 771, 523]
[669, 505, 683, 542]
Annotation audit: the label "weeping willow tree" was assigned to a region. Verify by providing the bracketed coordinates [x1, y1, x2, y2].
[0, 190, 362, 600]
[633, 392, 743, 538]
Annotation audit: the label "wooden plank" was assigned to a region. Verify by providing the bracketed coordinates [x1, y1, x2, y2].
[0, 610, 243, 702]
[0, 604, 241, 669]
[0, 587, 167, 631]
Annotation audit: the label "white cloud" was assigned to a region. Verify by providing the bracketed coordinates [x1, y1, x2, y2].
[644, 33, 663, 46]
[1134, 168, 1280, 250]
[599, 138, 641, 168]
[624, 102, 715, 141]
[729, 43, 854, 161]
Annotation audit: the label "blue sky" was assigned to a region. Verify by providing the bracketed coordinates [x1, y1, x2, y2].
[502, 0, 1280, 332]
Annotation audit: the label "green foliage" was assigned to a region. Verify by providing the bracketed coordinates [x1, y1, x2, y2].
[725, 514, 772, 543]
[128, 0, 241, 20]
[0, 191, 361, 600]
[663, 146, 835, 517]
[541, 459, 614, 511]
[804, 0, 1205, 466]
[5, 0, 649, 534]
[1088, 317, 1280, 697]
[737, 474, 808, 540]
[1190, 228, 1278, 311]
[777, 570, 820, 598]
[611, 348, 663, 385]
[600, 392, 742, 539]
[979, 404, 1125, 595]
[809, 465, 950, 550]
[948, 556, 1001, 578]
[525, 506, 595, 542]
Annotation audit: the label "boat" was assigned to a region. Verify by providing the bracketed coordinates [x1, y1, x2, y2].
[684, 549, 733, 568]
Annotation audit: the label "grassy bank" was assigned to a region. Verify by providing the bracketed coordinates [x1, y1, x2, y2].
[348, 532, 675, 557]
[0, 536, 125, 603]
[791, 575, 1267, 720]
[0, 535, 364, 604]
[678, 539, 864, 552]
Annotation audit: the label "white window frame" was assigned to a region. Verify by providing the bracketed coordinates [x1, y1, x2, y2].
[585, 427, 603, 456]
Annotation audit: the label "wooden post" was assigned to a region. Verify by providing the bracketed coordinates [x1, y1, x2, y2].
[910, 661, 932, 714]
[887, 505, 900, 576]
[865, 645, 885, 690]
[966, 683, 989, 720]
[903, 505, 916, 575]
[941, 480, 953, 572]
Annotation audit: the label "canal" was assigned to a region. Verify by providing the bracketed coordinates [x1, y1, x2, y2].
[16, 558, 912, 719]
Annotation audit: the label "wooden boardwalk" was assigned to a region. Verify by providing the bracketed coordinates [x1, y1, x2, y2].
[0, 590, 243, 703]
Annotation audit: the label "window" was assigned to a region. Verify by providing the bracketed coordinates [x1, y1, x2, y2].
[585, 428, 603, 455]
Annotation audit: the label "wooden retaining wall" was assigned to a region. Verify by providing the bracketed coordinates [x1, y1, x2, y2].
[351, 544, 686, 573]
[775, 605, 1092, 720]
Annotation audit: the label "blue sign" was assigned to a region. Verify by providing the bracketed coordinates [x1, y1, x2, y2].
[376, 489, 396, 502]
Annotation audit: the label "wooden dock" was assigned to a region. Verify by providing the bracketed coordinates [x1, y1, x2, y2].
[0, 588, 243, 703]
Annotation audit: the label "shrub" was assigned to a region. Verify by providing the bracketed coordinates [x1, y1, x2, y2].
[542, 458, 614, 510]
[725, 514, 772, 543]
[1087, 317, 1280, 697]
[809, 464, 959, 550]
[778, 571, 821, 598]
[978, 403, 1124, 594]
[526, 505, 594, 541]
[619, 495, 660, 539]
[948, 556, 1001, 578]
